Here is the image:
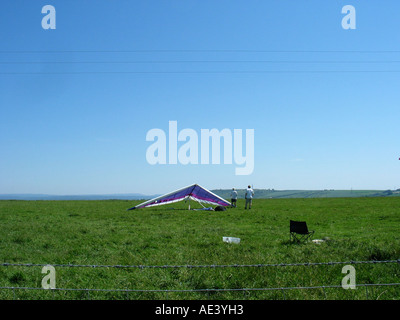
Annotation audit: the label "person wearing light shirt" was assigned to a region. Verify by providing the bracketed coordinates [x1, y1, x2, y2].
[230, 188, 238, 207]
[244, 185, 254, 209]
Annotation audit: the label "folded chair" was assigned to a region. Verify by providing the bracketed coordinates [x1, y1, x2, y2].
[290, 220, 314, 243]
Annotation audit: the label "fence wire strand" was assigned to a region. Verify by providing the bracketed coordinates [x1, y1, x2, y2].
[1, 260, 399, 299]
[1, 259, 399, 269]
[1, 283, 399, 294]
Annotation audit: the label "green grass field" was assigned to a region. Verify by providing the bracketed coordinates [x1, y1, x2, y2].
[0, 197, 399, 300]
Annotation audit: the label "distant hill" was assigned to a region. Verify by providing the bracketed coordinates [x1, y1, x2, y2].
[211, 189, 400, 199]
[0, 193, 159, 201]
[1, 189, 399, 200]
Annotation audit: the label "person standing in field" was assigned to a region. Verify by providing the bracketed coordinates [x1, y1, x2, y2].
[230, 188, 238, 207]
[244, 185, 254, 209]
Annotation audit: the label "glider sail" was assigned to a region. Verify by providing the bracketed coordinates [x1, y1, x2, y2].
[127, 184, 230, 210]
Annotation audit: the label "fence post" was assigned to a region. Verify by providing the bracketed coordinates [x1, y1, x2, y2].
[322, 286, 327, 300]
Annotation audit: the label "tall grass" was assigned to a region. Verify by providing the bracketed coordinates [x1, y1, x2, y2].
[0, 197, 399, 299]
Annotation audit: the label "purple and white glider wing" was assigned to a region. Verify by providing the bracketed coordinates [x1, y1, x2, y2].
[127, 184, 230, 210]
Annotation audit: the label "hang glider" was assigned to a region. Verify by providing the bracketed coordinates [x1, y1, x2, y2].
[127, 184, 231, 210]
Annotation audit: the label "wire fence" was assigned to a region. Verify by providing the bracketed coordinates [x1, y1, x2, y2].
[1, 260, 399, 300]
[1, 282, 400, 300]
[2, 259, 399, 269]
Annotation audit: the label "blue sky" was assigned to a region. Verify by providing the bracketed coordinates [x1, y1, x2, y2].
[1, 0, 400, 195]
